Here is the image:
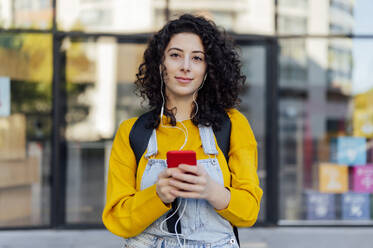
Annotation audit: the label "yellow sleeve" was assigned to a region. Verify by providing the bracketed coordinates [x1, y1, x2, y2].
[216, 109, 263, 227]
[102, 118, 171, 238]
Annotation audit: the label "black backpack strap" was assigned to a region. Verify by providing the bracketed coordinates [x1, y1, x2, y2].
[129, 110, 155, 165]
[233, 226, 240, 246]
[213, 111, 240, 247]
[129, 110, 182, 234]
[213, 111, 231, 163]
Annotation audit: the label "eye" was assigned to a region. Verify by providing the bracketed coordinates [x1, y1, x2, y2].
[170, 53, 180, 58]
[193, 56, 203, 62]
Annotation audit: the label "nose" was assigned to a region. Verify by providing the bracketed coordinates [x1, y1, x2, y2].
[181, 55, 191, 72]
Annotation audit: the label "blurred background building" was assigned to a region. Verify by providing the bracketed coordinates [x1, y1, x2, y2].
[1, 0, 373, 232]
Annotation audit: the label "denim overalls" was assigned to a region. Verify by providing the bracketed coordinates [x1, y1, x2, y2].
[122, 125, 239, 248]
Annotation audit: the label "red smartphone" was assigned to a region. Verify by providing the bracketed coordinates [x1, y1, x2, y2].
[166, 150, 197, 168]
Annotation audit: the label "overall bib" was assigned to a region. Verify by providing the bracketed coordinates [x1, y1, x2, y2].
[122, 125, 239, 248]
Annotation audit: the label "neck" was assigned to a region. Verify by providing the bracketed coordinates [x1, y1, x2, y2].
[166, 95, 195, 121]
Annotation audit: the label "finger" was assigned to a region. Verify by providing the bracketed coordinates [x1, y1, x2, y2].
[171, 189, 202, 199]
[158, 186, 177, 202]
[158, 168, 176, 179]
[171, 172, 205, 185]
[159, 177, 181, 189]
[169, 179, 204, 192]
[169, 167, 183, 174]
[157, 169, 169, 179]
[178, 164, 200, 175]
[164, 186, 178, 198]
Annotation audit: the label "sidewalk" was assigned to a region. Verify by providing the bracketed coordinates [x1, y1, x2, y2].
[0, 227, 372, 248]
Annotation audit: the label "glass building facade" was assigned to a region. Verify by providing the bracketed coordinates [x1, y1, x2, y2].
[0, 0, 372, 229]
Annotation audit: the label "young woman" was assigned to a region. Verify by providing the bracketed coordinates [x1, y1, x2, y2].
[102, 14, 263, 248]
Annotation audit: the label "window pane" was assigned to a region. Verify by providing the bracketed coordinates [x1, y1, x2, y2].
[279, 38, 373, 224]
[278, 0, 373, 35]
[278, 16, 307, 35]
[64, 38, 146, 223]
[55, 0, 367, 36]
[56, 0, 275, 35]
[0, 0, 53, 29]
[166, 0, 274, 35]
[279, 39, 308, 86]
[57, 0, 167, 33]
[278, 0, 308, 9]
[239, 45, 267, 222]
[0, 33, 52, 227]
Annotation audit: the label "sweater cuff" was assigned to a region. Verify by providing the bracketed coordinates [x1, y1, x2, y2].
[215, 187, 244, 223]
[145, 184, 172, 214]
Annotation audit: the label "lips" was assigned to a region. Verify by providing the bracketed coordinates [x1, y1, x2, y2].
[175, 76, 193, 83]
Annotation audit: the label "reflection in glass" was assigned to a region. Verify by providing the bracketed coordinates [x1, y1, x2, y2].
[276, 0, 373, 35]
[279, 39, 307, 86]
[0, 0, 53, 29]
[64, 38, 147, 223]
[279, 38, 373, 224]
[57, 0, 164, 33]
[278, 0, 308, 9]
[277, 0, 308, 35]
[328, 39, 353, 94]
[163, 0, 274, 34]
[239, 45, 267, 221]
[0, 33, 52, 227]
[57, 0, 275, 35]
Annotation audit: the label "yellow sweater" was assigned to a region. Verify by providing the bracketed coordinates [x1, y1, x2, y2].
[102, 108, 263, 238]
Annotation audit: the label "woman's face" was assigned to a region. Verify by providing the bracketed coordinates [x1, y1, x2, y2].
[162, 32, 207, 102]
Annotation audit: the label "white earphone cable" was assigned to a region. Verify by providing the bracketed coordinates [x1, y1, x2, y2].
[159, 198, 188, 248]
[159, 69, 188, 150]
[158, 69, 207, 248]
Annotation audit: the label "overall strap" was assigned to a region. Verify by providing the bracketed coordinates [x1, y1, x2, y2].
[198, 125, 219, 155]
[144, 129, 158, 159]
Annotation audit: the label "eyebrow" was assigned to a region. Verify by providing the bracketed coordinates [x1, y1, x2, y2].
[167, 47, 205, 54]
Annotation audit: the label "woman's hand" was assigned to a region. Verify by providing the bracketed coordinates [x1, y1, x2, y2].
[156, 168, 182, 204]
[168, 163, 231, 210]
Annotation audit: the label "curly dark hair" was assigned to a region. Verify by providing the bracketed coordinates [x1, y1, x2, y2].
[135, 14, 246, 130]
